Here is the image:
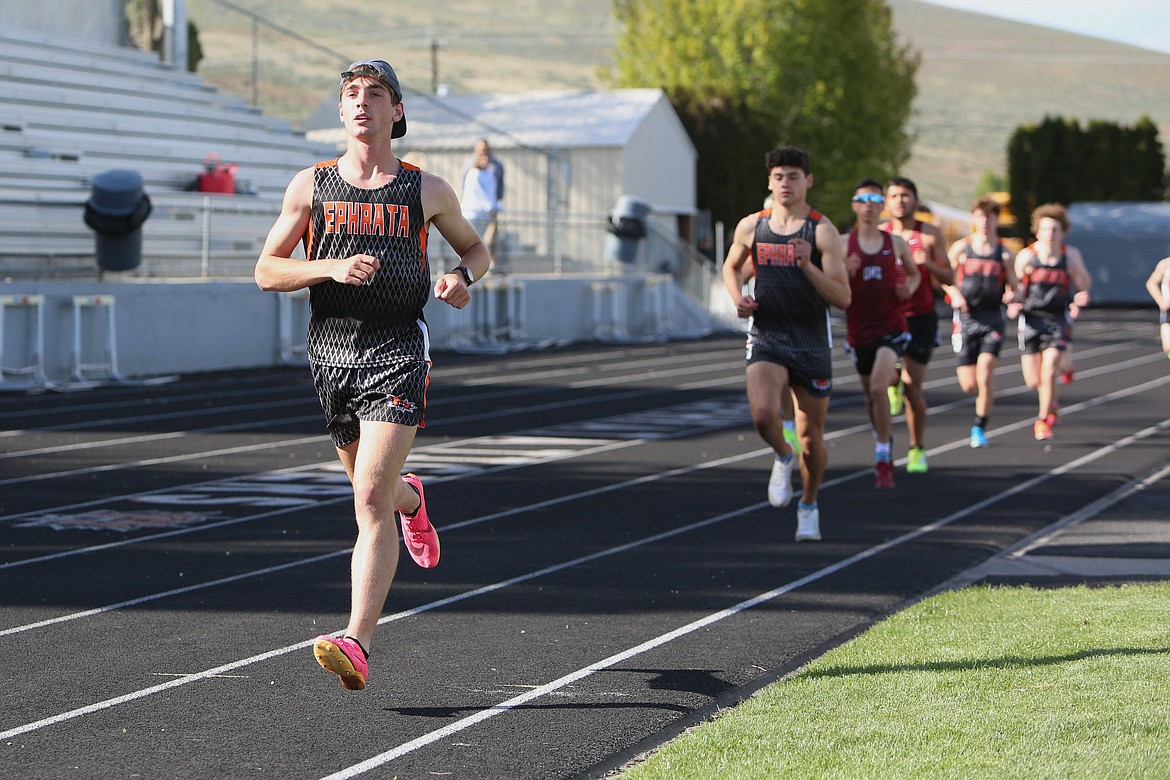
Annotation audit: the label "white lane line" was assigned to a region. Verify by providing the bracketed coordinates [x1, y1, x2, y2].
[0, 551, 348, 638]
[0, 435, 326, 488]
[3, 408, 1166, 746]
[4, 359, 1166, 614]
[1004, 460, 1170, 559]
[0, 382, 689, 483]
[0, 349, 743, 441]
[319, 418, 1170, 779]
[2, 340, 1156, 486]
[0, 437, 644, 571]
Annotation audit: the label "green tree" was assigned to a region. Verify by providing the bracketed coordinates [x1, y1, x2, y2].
[1008, 115, 1167, 234]
[605, 0, 918, 230]
[188, 20, 204, 73]
[124, 0, 163, 53]
[974, 170, 1007, 199]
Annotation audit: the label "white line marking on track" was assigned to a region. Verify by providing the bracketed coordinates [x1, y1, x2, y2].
[3, 410, 1167, 747]
[0, 551, 348, 638]
[318, 419, 1170, 780]
[4, 368, 1166, 636]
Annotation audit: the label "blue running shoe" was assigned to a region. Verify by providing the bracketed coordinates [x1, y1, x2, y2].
[970, 425, 988, 448]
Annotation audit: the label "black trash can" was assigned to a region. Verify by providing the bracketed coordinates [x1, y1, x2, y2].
[85, 169, 152, 272]
[604, 196, 651, 266]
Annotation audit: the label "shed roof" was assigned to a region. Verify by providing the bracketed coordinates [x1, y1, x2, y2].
[305, 88, 694, 154]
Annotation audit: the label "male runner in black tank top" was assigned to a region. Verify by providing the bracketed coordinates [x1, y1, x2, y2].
[1009, 203, 1091, 441]
[943, 196, 1020, 448]
[722, 146, 850, 542]
[1144, 255, 1170, 359]
[256, 59, 491, 690]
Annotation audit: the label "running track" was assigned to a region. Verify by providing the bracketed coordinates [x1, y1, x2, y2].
[1, 306, 1167, 779]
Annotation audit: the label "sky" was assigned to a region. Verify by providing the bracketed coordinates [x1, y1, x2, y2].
[924, 0, 1170, 54]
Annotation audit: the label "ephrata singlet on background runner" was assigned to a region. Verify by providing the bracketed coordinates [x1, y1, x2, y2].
[1021, 244, 1072, 320]
[304, 160, 430, 367]
[956, 238, 1010, 318]
[749, 208, 832, 351]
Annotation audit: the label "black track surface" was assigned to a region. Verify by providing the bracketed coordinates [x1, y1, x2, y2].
[2, 306, 1167, 779]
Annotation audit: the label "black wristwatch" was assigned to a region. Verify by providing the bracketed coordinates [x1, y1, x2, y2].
[453, 265, 474, 286]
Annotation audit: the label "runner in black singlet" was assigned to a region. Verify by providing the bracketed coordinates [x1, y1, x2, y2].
[1144, 255, 1170, 359]
[722, 146, 850, 542]
[944, 197, 1020, 448]
[1009, 203, 1091, 442]
[256, 59, 491, 690]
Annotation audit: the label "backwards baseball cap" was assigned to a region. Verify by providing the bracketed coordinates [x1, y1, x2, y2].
[340, 59, 407, 139]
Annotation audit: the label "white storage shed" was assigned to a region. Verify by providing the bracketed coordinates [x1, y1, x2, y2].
[305, 89, 699, 267]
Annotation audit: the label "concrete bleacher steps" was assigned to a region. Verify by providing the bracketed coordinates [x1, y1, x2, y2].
[0, 25, 335, 277]
[0, 188, 278, 278]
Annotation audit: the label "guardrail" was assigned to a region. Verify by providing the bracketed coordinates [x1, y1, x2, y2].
[1, 198, 719, 307]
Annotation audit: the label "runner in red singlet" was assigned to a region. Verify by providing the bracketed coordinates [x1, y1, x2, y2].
[881, 177, 954, 474]
[843, 180, 919, 489]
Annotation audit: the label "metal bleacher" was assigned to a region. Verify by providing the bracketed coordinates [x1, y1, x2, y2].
[0, 26, 335, 278]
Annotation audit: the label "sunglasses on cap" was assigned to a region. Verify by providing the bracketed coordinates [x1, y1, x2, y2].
[852, 193, 885, 204]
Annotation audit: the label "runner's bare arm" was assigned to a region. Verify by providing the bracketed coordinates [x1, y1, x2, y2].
[722, 215, 759, 318]
[255, 168, 380, 291]
[805, 217, 851, 310]
[423, 172, 491, 310]
[1067, 245, 1092, 307]
[894, 234, 921, 301]
[921, 223, 955, 285]
[1146, 258, 1170, 310]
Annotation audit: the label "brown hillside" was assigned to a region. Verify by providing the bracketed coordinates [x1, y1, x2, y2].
[187, 0, 1170, 210]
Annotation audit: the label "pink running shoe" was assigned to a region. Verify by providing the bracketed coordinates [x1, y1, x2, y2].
[875, 460, 896, 489]
[313, 635, 368, 690]
[401, 473, 440, 568]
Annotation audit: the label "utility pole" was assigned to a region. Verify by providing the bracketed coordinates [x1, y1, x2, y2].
[161, 0, 188, 70]
[430, 32, 440, 95]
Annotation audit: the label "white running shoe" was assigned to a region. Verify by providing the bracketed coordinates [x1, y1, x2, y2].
[795, 504, 821, 542]
[767, 455, 794, 508]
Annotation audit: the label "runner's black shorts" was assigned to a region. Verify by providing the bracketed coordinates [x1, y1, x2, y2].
[953, 314, 1006, 365]
[904, 311, 939, 364]
[745, 332, 833, 397]
[845, 332, 910, 377]
[310, 358, 430, 447]
[1018, 314, 1069, 355]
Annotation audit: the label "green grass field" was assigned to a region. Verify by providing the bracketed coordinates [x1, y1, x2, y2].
[620, 583, 1170, 780]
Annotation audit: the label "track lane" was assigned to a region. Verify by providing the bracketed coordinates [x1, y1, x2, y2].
[1, 307, 1166, 779]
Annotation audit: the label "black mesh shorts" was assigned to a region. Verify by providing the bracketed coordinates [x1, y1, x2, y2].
[310, 358, 431, 447]
[1018, 314, 1068, 355]
[745, 334, 833, 397]
[904, 311, 939, 364]
[953, 315, 1005, 365]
